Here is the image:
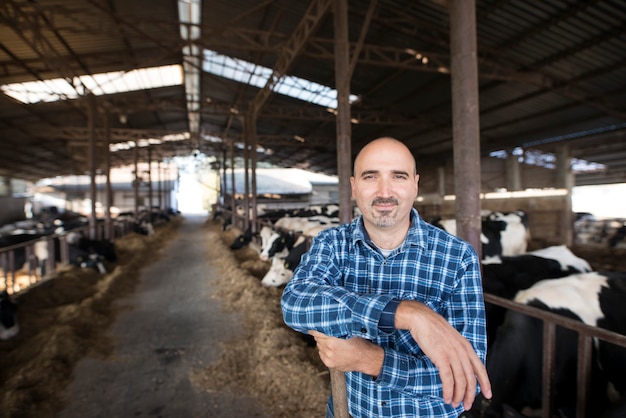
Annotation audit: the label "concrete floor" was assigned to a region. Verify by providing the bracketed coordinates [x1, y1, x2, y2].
[58, 215, 268, 418]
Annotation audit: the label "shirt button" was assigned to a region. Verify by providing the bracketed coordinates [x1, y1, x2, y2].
[381, 401, 387, 406]
[360, 327, 367, 333]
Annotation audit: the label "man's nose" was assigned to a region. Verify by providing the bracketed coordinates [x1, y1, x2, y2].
[377, 178, 392, 195]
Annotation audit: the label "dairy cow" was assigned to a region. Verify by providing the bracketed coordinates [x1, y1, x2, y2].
[259, 215, 338, 260]
[261, 235, 309, 287]
[227, 205, 340, 255]
[431, 210, 529, 261]
[261, 256, 294, 287]
[18, 232, 117, 276]
[261, 226, 326, 287]
[258, 226, 296, 260]
[483, 245, 591, 300]
[482, 245, 592, 344]
[480, 272, 626, 418]
[574, 215, 623, 247]
[230, 226, 255, 250]
[482, 210, 530, 256]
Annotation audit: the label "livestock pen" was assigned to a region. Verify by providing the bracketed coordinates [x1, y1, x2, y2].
[214, 201, 626, 418]
[481, 293, 626, 418]
[0, 212, 164, 295]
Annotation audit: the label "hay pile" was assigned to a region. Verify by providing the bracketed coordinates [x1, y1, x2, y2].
[0, 218, 182, 418]
[191, 220, 329, 417]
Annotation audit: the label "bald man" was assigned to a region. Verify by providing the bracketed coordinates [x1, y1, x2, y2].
[282, 137, 491, 417]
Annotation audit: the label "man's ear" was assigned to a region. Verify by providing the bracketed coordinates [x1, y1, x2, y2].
[350, 176, 356, 199]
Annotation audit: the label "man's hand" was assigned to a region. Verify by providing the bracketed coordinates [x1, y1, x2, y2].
[308, 330, 384, 377]
[395, 300, 492, 411]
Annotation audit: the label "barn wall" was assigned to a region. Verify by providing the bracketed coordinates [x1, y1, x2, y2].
[414, 193, 571, 249]
[418, 156, 561, 195]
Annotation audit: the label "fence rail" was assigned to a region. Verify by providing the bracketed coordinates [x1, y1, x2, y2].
[215, 205, 626, 418]
[0, 219, 136, 295]
[484, 293, 626, 418]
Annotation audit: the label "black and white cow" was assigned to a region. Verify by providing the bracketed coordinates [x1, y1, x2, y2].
[483, 245, 592, 299]
[261, 235, 309, 287]
[260, 225, 326, 287]
[31, 232, 117, 275]
[479, 272, 626, 418]
[482, 245, 592, 345]
[431, 210, 530, 262]
[258, 226, 297, 261]
[258, 215, 338, 260]
[230, 226, 256, 250]
[574, 216, 625, 248]
[482, 210, 530, 257]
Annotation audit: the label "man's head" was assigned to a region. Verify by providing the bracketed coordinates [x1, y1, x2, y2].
[351, 137, 419, 231]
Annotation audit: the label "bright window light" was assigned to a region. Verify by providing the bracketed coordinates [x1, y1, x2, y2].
[489, 147, 606, 173]
[109, 132, 189, 152]
[203, 49, 358, 109]
[1, 64, 184, 104]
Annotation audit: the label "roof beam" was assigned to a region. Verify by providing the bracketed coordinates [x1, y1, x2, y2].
[49, 127, 188, 143]
[249, 0, 332, 114]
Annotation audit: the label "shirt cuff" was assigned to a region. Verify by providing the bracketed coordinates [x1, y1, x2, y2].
[377, 299, 400, 334]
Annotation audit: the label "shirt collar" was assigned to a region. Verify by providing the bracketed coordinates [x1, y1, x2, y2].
[352, 208, 428, 251]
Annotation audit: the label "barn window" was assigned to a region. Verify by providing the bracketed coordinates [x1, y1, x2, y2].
[0, 65, 184, 105]
[202, 49, 359, 109]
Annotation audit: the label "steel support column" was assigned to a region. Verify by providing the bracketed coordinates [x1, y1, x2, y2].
[88, 94, 98, 240]
[243, 117, 250, 232]
[506, 152, 522, 191]
[134, 141, 139, 216]
[334, 0, 352, 226]
[556, 144, 573, 247]
[449, 0, 482, 258]
[147, 148, 153, 211]
[247, 111, 258, 231]
[157, 161, 163, 210]
[331, 3, 352, 418]
[229, 138, 236, 226]
[104, 112, 113, 240]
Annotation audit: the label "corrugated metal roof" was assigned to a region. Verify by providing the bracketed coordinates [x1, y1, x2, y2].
[0, 0, 625, 188]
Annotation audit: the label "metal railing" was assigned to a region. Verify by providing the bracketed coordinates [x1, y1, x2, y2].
[484, 293, 626, 418]
[0, 218, 137, 295]
[214, 205, 626, 417]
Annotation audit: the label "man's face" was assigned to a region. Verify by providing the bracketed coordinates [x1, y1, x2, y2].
[350, 140, 419, 230]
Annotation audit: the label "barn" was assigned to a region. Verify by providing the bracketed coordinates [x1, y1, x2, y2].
[1, 1, 626, 417]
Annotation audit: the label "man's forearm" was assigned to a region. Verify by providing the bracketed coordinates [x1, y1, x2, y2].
[394, 300, 429, 331]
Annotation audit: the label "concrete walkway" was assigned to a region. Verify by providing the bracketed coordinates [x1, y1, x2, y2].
[58, 215, 268, 418]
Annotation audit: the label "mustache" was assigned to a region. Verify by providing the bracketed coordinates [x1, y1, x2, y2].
[372, 197, 398, 206]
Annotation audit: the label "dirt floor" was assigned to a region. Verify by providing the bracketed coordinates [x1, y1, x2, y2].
[1, 214, 624, 418]
[0, 222, 170, 417]
[0, 215, 328, 418]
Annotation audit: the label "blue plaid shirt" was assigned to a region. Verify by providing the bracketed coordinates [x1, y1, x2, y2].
[281, 209, 487, 418]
